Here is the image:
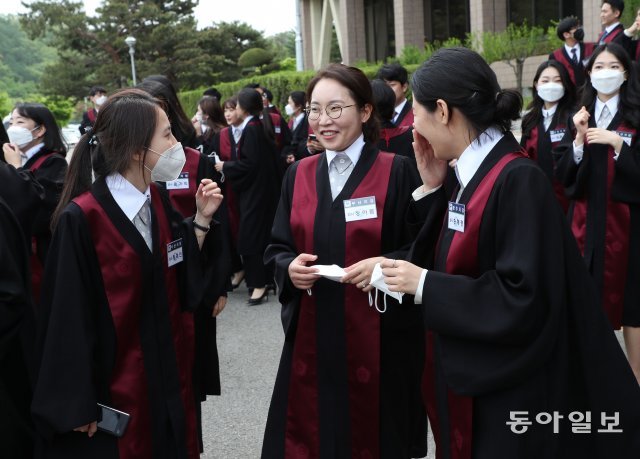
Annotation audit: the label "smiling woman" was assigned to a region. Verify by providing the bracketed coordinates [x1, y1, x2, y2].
[262, 63, 424, 459]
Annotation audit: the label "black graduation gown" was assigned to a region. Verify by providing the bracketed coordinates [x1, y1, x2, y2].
[0, 196, 36, 459]
[548, 43, 595, 88]
[283, 115, 311, 161]
[262, 144, 426, 459]
[222, 119, 280, 256]
[31, 179, 221, 459]
[554, 109, 640, 327]
[0, 160, 45, 239]
[407, 133, 640, 458]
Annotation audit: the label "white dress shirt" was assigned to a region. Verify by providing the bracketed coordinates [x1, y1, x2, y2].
[413, 127, 504, 303]
[392, 99, 408, 124]
[325, 134, 365, 173]
[105, 173, 151, 223]
[564, 43, 581, 63]
[20, 142, 45, 167]
[292, 112, 305, 131]
[573, 94, 620, 163]
[542, 104, 558, 131]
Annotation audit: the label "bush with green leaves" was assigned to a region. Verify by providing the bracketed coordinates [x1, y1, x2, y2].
[238, 48, 273, 68]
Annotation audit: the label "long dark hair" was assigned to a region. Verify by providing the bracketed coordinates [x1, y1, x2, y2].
[237, 88, 276, 146]
[581, 43, 640, 129]
[138, 75, 198, 148]
[13, 103, 67, 156]
[52, 89, 161, 227]
[306, 63, 380, 143]
[521, 60, 576, 137]
[412, 47, 522, 140]
[198, 95, 226, 140]
[371, 79, 397, 125]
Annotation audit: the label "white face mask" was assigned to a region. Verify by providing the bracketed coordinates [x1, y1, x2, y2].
[95, 95, 107, 106]
[7, 125, 39, 148]
[285, 104, 295, 117]
[591, 69, 625, 95]
[195, 113, 203, 123]
[146, 142, 186, 182]
[536, 82, 565, 103]
[367, 263, 404, 313]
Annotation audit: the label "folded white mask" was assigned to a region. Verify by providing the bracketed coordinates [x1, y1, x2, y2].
[368, 263, 403, 313]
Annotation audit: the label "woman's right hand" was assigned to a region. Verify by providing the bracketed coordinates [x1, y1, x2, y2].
[2, 143, 23, 168]
[573, 106, 590, 144]
[413, 129, 448, 190]
[288, 253, 319, 290]
[74, 421, 98, 437]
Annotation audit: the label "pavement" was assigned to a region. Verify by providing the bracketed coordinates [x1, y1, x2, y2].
[199, 283, 626, 459]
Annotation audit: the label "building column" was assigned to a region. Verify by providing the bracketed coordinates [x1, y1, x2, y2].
[469, 0, 508, 40]
[582, 0, 602, 42]
[300, 0, 315, 69]
[335, 0, 367, 64]
[393, 0, 425, 55]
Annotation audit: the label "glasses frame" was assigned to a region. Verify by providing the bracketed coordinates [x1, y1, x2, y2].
[305, 103, 357, 121]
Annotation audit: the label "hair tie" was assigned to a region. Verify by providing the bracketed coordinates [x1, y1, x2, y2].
[495, 90, 504, 101]
[88, 134, 98, 147]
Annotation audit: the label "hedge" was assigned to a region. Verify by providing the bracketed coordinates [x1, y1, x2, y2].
[178, 63, 420, 114]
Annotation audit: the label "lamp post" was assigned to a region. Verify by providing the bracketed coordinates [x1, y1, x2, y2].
[124, 35, 137, 86]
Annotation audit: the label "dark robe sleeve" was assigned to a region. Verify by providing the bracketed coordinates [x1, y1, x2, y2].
[25, 154, 67, 238]
[264, 163, 302, 338]
[31, 205, 103, 437]
[79, 112, 91, 135]
[612, 136, 640, 204]
[0, 161, 45, 238]
[553, 122, 588, 199]
[221, 126, 262, 191]
[613, 30, 637, 57]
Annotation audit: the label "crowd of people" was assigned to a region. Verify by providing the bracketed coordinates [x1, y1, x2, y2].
[2, 1, 640, 457]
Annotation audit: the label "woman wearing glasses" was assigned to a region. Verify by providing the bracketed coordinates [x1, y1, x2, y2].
[262, 64, 425, 458]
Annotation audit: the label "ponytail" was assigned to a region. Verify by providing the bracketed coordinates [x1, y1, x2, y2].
[51, 134, 93, 229]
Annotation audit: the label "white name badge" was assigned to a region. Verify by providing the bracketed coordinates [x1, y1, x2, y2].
[549, 129, 565, 143]
[448, 202, 465, 232]
[167, 238, 184, 267]
[275, 126, 281, 134]
[343, 196, 377, 222]
[616, 131, 633, 146]
[166, 172, 189, 190]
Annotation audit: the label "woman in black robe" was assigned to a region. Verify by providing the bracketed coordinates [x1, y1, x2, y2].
[372, 47, 640, 459]
[262, 64, 425, 459]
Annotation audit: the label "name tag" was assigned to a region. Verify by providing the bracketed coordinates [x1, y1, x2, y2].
[343, 196, 377, 222]
[549, 129, 565, 143]
[275, 126, 281, 134]
[616, 131, 633, 146]
[166, 172, 189, 190]
[448, 202, 465, 232]
[167, 238, 184, 267]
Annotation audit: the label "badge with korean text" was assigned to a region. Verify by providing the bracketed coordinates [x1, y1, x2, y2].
[615, 131, 633, 147]
[166, 172, 189, 190]
[549, 129, 566, 143]
[167, 238, 184, 267]
[343, 196, 377, 222]
[448, 202, 465, 232]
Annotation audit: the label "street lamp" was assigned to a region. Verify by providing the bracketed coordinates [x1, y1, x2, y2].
[125, 35, 137, 86]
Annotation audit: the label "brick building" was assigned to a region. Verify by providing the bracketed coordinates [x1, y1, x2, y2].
[299, 0, 604, 69]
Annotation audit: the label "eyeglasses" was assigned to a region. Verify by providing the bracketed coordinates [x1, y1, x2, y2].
[305, 104, 357, 120]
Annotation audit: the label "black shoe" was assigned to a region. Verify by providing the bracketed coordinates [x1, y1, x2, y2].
[247, 289, 268, 305]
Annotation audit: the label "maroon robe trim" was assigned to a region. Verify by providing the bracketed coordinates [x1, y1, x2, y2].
[599, 26, 623, 44]
[380, 126, 411, 150]
[428, 152, 523, 459]
[570, 124, 633, 328]
[73, 186, 199, 459]
[396, 107, 414, 128]
[219, 127, 240, 240]
[269, 112, 285, 151]
[166, 147, 200, 218]
[27, 151, 59, 303]
[522, 122, 569, 212]
[551, 48, 577, 85]
[287, 151, 394, 458]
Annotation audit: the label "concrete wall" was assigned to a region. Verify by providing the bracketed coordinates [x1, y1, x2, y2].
[490, 54, 548, 91]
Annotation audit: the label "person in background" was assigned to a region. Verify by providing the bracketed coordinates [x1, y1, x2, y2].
[261, 88, 281, 115]
[262, 64, 425, 459]
[215, 89, 280, 305]
[549, 16, 595, 88]
[193, 95, 226, 156]
[79, 86, 107, 135]
[520, 60, 576, 212]
[376, 62, 414, 127]
[203, 87, 222, 101]
[282, 90, 311, 164]
[31, 88, 224, 459]
[2, 103, 67, 304]
[614, 6, 640, 60]
[382, 46, 640, 458]
[372, 79, 416, 162]
[555, 43, 640, 384]
[598, 0, 625, 44]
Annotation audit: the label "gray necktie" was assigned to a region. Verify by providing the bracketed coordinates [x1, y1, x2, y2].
[133, 198, 152, 251]
[329, 153, 353, 200]
[597, 105, 612, 129]
[233, 127, 242, 143]
[571, 47, 578, 64]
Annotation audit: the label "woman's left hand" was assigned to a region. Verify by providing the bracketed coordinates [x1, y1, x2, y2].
[195, 179, 223, 220]
[379, 258, 423, 295]
[342, 256, 384, 292]
[212, 296, 227, 317]
[586, 128, 624, 152]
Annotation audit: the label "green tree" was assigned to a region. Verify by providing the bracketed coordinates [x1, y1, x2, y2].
[267, 30, 295, 62]
[471, 22, 556, 94]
